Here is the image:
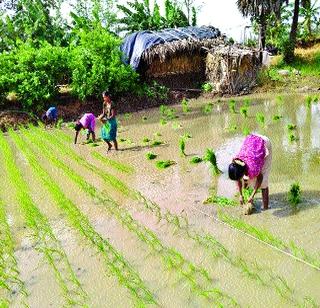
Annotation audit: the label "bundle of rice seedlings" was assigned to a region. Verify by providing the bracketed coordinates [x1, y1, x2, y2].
[203, 149, 221, 175]
[181, 98, 191, 113]
[146, 152, 157, 160]
[156, 160, 175, 169]
[142, 137, 150, 143]
[203, 194, 237, 207]
[240, 106, 248, 118]
[288, 182, 301, 208]
[243, 98, 251, 107]
[305, 95, 312, 108]
[288, 133, 298, 142]
[151, 140, 163, 147]
[228, 99, 236, 113]
[190, 156, 202, 164]
[227, 124, 237, 133]
[242, 127, 250, 136]
[272, 115, 282, 121]
[202, 103, 213, 114]
[179, 137, 186, 156]
[287, 123, 296, 130]
[256, 112, 265, 127]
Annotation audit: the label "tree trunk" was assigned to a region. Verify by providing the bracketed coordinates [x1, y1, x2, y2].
[258, 10, 266, 63]
[302, 0, 312, 37]
[284, 0, 300, 63]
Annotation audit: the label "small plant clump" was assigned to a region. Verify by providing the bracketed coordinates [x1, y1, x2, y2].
[181, 98, 191, 113]
[142, 137, 150, 143]
[203, 194, 237, 207]
[272, 115, 282, 121]
[243, 98, 251, 107]
[142, 116, 147, 121]
[179, 137, 186, 156]
[202, 102, 213, 114]
[203, 148, 221, 175]
[151, 140, 164, 147]
[256, 112, 265, 127]
[156, 160, 176, 169]
[288, 133, 298, 142]
[190, 156, 202, 164]
[201, 82, 213, 92]
[160, 118, 167, 125]
[227, 124, 237, 133]
[242, 127, 250, 136]
[240, 106, 248, 118]
[146, 152, 157, 160]
[172, 122, 182, 130]
[305, 95, 312, 108]
[276, 95, 284, 105]
[313, 95, 318, 103]
[288, 182, 301, 208]
[287, 123, 296, 130]
[228, 99, 236, 113]
[159, 105, 177, 120]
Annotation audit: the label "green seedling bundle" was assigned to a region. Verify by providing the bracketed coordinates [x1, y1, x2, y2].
[256, 112, 265, 127]
[179, 136, 186, 156]
[203, 149, 221, 175]
[146, 152, 157, 160]
[288, 182, 301, 209]
[181, 98, 191, 113]
[240, 106, 248, 118]
[228, 99, 236, 113]
[203, 195, 237, 207]
[156, 160, 176, 169]
[190, 156, 203, 164]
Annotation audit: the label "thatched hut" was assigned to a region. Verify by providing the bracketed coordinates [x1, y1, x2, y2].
[205, 45, 260, 94]
[121, 26, 225, 89]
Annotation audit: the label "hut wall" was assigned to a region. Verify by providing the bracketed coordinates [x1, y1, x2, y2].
[205, 50, 260, 94]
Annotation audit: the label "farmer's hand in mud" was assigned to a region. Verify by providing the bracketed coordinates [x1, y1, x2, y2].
[239, 195, 244, 205]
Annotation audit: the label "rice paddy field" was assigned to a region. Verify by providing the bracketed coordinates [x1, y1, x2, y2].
[1, 93, 320, 307]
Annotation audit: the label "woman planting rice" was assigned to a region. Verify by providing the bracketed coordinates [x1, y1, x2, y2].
[74, 113, 96, 144]
[99, 91, 118, 152]
[42, 106, 58, 126]
[228, 134, 272, 214]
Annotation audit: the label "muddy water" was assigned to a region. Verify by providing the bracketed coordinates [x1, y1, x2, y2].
[3, 92, 320, 307]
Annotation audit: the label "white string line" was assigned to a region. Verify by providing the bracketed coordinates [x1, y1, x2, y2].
[189, 203, 320, 272]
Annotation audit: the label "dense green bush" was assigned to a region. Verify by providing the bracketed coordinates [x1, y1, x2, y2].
[0, 43, 69, 110]
[69, 27, 139, 100]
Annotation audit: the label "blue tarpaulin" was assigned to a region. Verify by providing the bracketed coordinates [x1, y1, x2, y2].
[121, 26, 221, 71]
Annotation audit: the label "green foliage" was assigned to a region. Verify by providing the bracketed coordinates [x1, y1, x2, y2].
[69, 27, 139, 100]
[272, 114, 283, 121]
[179, 137, 186, 156]
[159, 104, 177, 120]
[181, 98, 191, 113]
[203, 148, 221, 175]
[156, 160, 175, 169]
[190, 156, 202, 164]
[288, 182, 301, 207]
[288, 133, 298, 142]
[287, 123, 296, 130]
[146, 152, 157, 160]
[151, 140, 164, 147]
[201, 82, 213, 92]
[203, 195, 237, 207]
[242, 127, 251, 136]
[228, 99, 236, 113]
[228, 124, 238, 133]
[305, 95, 312, 108]
[240, 106, 248, 118]
[0, 43, 69, 109]
[202, 102, 213, 114]
[256, 112, 265, 127]
[142, 137, 150, 143]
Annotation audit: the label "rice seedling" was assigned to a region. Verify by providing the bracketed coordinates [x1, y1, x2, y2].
[156, 160, 176, 169]
[242, 187, 254, 204]
[272, 115, 282, 121]
[142, 116, 147, 121]
[287, 123, 296, 130]
[288, 133, 298, 142]
[159, 105, 176, 120]
[203, 149, 221, 175]
[172, 122, 182, 130]
[182, 132, 192, 139]
[159, 118, 167, 125]
[190, 156, 203, 164]
[202, 102, 213, 114]
[244, 98, 251, 107]
[1, 131, 88, 306]
[227, 124, 238, 133]
[242, 127, 250, 136]
[12, 130, 157, 307]
[228, 99, 236, 113]
[91, 151, 134, 174]
[56, 118, 64, 129]
[256, 112, 265, 127]
[276, 95, 284, 105]
[305, 95, 312, 108]
[119, 138, 126, 142]
[146, 152, 157, 160]
[0, 197, 27, 304]
[240, 106, 248, 118]
[154, 132, 162, 137]
[203, 194, 237, 207]
[181, 98, 191, 113]
[151, 140, 164, 147]
[313, 95, 319, 103]
[142, 137, 150, 143]
[288, 182, 301, 209]
[179, 137, 186, 156]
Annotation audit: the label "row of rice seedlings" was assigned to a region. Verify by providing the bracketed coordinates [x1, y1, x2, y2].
[181, 98, 191, 113]
[217, 210, 320, 270]
[29, 127, 134, 198]
[159, 105, 177, 120]
[203, 149, 221, 175]
[135, 195, 297, 303]
[0, 198, 27, 306]
[31, 127, 297, 301]
[91, 151, 134, 174]
[228, 99, 236, 113]
[24, 131, 238, 306]
[1, 131, 87, 306]
[203, 194, 237, 207]
[11, 130, 156, 307]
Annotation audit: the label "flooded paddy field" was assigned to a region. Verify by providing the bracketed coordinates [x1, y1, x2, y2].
[1, 93, 320, 307]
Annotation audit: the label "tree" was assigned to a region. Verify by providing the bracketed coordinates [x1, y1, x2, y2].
[300, 0, 319, 38]
[177, 0, 200, 25]
[237, 0, 285, 51]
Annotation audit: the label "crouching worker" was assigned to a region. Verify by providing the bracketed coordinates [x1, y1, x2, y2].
[42, 106, 58, 127]
[228, 134, 272, 213]
[99, 91, 118, 152]
[74, 113, 96, 144]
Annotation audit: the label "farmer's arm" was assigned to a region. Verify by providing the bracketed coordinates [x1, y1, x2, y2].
[108, 108, 115, 119]
[248, 173, 263, 203]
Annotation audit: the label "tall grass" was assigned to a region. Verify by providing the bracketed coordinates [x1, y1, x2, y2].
[11, 130, 156, 307]
[1, 131, 87, 306]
